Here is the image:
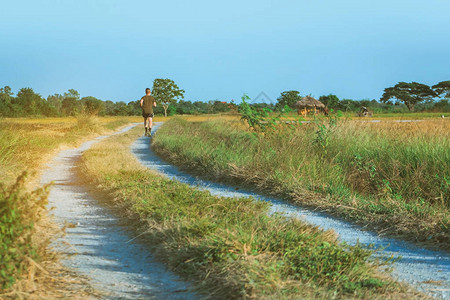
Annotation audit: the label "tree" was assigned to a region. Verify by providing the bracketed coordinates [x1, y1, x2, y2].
[212, 100, 230, 113]
[380, 82, 437, 111]
[47, 94, 63, 116]
[152, 78, 185, 117]
[127, 100, 142, 116]
[64, 89, 80, 100]
[193, 101, 209, 114]
[80, 96, 105, 115]
[0, 86, 13, 99]
[110, 101, 129, 116]
[319, 94, 339, 109]
[15, 88, 44, 115]
[0, 86, 14, 116]
[176, 100, 196, 114]
[336, 99, 358, 112]
[61, 89, 81, 116]
[275, 90, 301, 111]
[432, 80, 450, 99]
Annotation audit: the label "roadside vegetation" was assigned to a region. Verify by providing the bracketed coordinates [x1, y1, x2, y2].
[152, 117, 449, 249]
[79, 126, 421, 299]
[0, 116, 131, 297]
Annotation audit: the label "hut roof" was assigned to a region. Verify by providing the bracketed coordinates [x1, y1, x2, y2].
[296, 96, 325, 108]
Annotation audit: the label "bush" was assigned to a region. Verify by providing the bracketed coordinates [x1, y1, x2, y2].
[0, 172, 49, 289]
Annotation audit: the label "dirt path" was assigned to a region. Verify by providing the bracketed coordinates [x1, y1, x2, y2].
[40, 124, 196, 299]
[132, 122, 450, 299]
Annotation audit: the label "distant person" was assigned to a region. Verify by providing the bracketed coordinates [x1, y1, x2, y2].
[140, 88, 157, 136]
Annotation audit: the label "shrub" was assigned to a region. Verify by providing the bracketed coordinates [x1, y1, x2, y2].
[0, 172, 49, 289]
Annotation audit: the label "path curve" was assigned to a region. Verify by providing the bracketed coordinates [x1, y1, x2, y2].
[41, 124, 197, 300]
[132, 122, 450, 299]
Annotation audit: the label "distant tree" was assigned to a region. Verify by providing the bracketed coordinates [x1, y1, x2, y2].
[359, 99, 371, 107]
[61, 89, 82, 116]
[152, 78, 185, 117]
[275, 90, 302, 111]
[336, 99, 358, 112]
[176, 100, 196, 114]
[432, 80, 450, 99]
[380, 82, 437, 111]
[127, 100, 141, 116]
[0, 86, 13, 99]
[15, 88, 44, 115]
[434, 99, 449, 112]
[64, 89, 80, 100]
[193, 101, 209, 114]
[112, 101, 130, 116]
[212, 100, 230, 113]
[167, 103, 177, 116]
[40, 99, 58, 116]
[0, 86, 14, 116]
[80, 96, 105, 115]
[47, 94, 63, 116]
[62, 98, 80, 116]
[318, 94, 340, 109]
[104, 100, 116, 115]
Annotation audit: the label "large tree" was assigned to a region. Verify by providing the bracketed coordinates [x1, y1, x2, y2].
[432, 80, 450, 99]
[380, 82, 437, 111]
[152, 78, 185, 117]
[275, 90, 301, 111]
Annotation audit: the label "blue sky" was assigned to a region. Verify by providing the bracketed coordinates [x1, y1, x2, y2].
[1, 0, 449, 103]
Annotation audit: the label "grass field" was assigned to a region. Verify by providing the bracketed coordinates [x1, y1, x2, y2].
[0, 113, 444, 298]
[152, 117, 449, 249]
[79, 125, 420, 299]
[0, 116, 132, 295]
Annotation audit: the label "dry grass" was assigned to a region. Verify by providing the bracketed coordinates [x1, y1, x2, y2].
[0, 116, 133, 298]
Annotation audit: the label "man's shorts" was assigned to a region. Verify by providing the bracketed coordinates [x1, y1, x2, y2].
[143, 112, 154, 118]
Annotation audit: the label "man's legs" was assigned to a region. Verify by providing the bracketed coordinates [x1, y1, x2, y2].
[144, 116, 150, 136]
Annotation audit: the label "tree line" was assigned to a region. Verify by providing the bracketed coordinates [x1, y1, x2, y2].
[0, 86, 233, 117]
[1, 79, 448, 118]
[274, 80, 450, 113]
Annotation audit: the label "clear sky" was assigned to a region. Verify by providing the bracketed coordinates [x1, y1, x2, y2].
[1, 0, 449, 103]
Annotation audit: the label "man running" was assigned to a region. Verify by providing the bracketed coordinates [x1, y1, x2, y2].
[140, 88, 157, 136]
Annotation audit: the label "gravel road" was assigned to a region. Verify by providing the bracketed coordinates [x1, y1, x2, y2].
[41, 125, 196, 299]
[132, 122, 450, 299]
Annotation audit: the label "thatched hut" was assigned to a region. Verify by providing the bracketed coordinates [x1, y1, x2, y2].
[296, 96, 325, 116]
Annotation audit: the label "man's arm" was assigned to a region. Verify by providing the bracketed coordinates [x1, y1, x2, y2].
[140, 98, 143, 107]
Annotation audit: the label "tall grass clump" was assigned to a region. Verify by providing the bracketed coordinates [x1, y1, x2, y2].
[152, 117, 450, 247]
[0, 172, 49, 289]
[79, 126, 417, 299]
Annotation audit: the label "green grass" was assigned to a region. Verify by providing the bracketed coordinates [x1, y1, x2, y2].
[370, 112, 450, 119]
[79, 126, 418, 299]
[252, 111, 450, 121]
[152, 118, 450, 249]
